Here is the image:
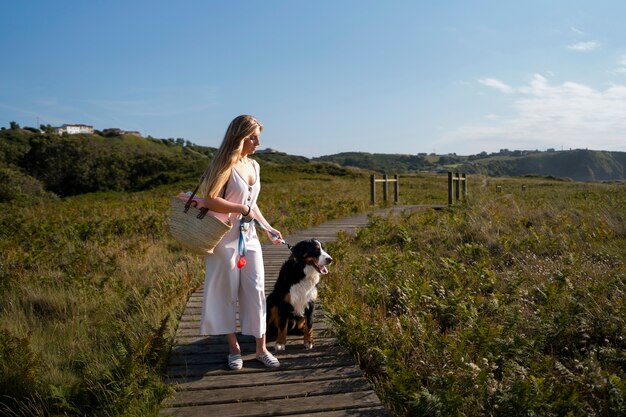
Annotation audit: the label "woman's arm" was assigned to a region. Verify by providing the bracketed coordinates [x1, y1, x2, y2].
[251, 204, 283, 244]
[203, 196, 249, 216]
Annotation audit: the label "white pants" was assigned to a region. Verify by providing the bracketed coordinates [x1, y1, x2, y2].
[199, 225, 266, 338]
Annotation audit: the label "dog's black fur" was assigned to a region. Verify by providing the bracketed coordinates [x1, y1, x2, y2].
[266, 239, 332, 350]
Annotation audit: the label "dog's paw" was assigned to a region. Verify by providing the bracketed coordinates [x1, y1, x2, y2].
[275, 343, 285, 351]
[304, 342, 313, 349]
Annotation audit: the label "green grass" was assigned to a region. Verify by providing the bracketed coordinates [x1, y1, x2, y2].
[322, 176, 626, 416]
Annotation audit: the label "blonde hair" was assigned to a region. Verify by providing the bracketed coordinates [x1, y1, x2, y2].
[200, 115, 263, 198]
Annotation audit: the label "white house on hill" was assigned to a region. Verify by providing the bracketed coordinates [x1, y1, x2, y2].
[55, 124, 94, 135]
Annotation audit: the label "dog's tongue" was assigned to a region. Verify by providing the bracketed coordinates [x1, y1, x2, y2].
[316, 263, 329, 275]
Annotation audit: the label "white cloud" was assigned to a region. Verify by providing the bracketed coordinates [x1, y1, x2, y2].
[567, 41, 600, 51]
[571, 27, 585, 35]
[439, 75, 626, 153]
[478, 78, 514, 93]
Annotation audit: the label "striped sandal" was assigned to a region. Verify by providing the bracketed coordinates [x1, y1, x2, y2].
[227, 354, 243, 370]
[256, 352, 280, 368]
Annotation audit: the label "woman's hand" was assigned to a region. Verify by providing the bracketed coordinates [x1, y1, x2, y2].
[241, 204, 253, 220]
[265, 227, 283, 244]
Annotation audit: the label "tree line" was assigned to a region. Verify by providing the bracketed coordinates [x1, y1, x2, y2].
[0, 125, 212, 202]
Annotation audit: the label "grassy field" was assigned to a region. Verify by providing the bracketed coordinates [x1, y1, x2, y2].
[323, 175, 626, 416]
[0, 165, 447, 416]
[2, 167, 623, 416]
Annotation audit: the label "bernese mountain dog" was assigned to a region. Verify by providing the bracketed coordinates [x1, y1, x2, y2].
[266, 239, 333, 351]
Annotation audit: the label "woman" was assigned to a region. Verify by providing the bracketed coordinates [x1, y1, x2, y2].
[197, 115, 283, 370]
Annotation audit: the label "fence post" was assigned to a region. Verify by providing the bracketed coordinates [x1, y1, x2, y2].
[448, 172, 453, 205]
[370, 175, 375, 205]
[394, 174, 399, 204]
[383, 174, 388, 202]
[462, 173, 467, 198]
[448, 172, 468, 205]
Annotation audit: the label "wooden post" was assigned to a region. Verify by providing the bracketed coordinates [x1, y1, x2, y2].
[496, 185, 502, 193]
[371, 173, 400, 205]
[394, 174, 399, 204]
[448, 172, 453, 205]
[455, 172, 460, 201]
[462, 173, 467, 199]
[383, 174, 388, 202]
[521, 184, 526, 192]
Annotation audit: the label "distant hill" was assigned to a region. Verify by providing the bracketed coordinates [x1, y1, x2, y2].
[312, 152, 434, 172]
[0, 127, 213, 199]
[312, 149, 625, 182]
[457, 150, 625, 181]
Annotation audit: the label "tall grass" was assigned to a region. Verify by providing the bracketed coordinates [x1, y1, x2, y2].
[0, 190, 201, 416]
[323, 176, 626, 416]
[1, 166, 445, 416]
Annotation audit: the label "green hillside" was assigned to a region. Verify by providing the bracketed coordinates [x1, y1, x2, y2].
[459, 149, 625, 181]
[313, 149, 625, 182]
[313, 152, 434, 172]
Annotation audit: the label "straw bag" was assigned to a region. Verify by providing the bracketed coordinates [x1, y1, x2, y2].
[168, 178, 232, 255]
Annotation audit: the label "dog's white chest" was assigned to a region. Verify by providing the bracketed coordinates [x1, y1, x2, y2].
[289, 266, 319, 316]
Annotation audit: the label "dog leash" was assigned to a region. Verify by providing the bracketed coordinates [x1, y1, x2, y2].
[237, 218, 292, 268]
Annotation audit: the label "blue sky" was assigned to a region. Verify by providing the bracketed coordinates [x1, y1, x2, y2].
[1, 1, 625, 157]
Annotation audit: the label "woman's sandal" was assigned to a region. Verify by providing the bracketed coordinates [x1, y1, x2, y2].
[228, 353, 243, 370]
[256, 352, 280, 368]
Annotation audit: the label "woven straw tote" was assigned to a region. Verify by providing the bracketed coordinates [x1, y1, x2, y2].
[168, 177, 232, 255]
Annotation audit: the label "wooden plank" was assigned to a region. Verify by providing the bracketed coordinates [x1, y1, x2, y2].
[284, 407, 389, 417]
[165, 377, 371, 407]
[159, 391, 383, 417]
[166, 365, 366, 390]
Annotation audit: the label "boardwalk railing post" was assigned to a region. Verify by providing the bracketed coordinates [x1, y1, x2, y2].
[370, 173, 400, 205]
[448, 172, 453, 205]
[462, 173, 467, 199]
[383, 174, 388, 202]
[394, 174, 399, 204]
[448, 172, 468, 205]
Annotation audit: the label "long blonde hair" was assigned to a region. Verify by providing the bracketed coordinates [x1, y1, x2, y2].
[200, 115, 262, 198]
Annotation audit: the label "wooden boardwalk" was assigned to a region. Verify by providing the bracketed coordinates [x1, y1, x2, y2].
[159, 205, 442, 417]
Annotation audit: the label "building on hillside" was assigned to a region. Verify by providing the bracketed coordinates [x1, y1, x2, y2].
[102, 128, 142, 137]
[55, 124, 94, 135]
